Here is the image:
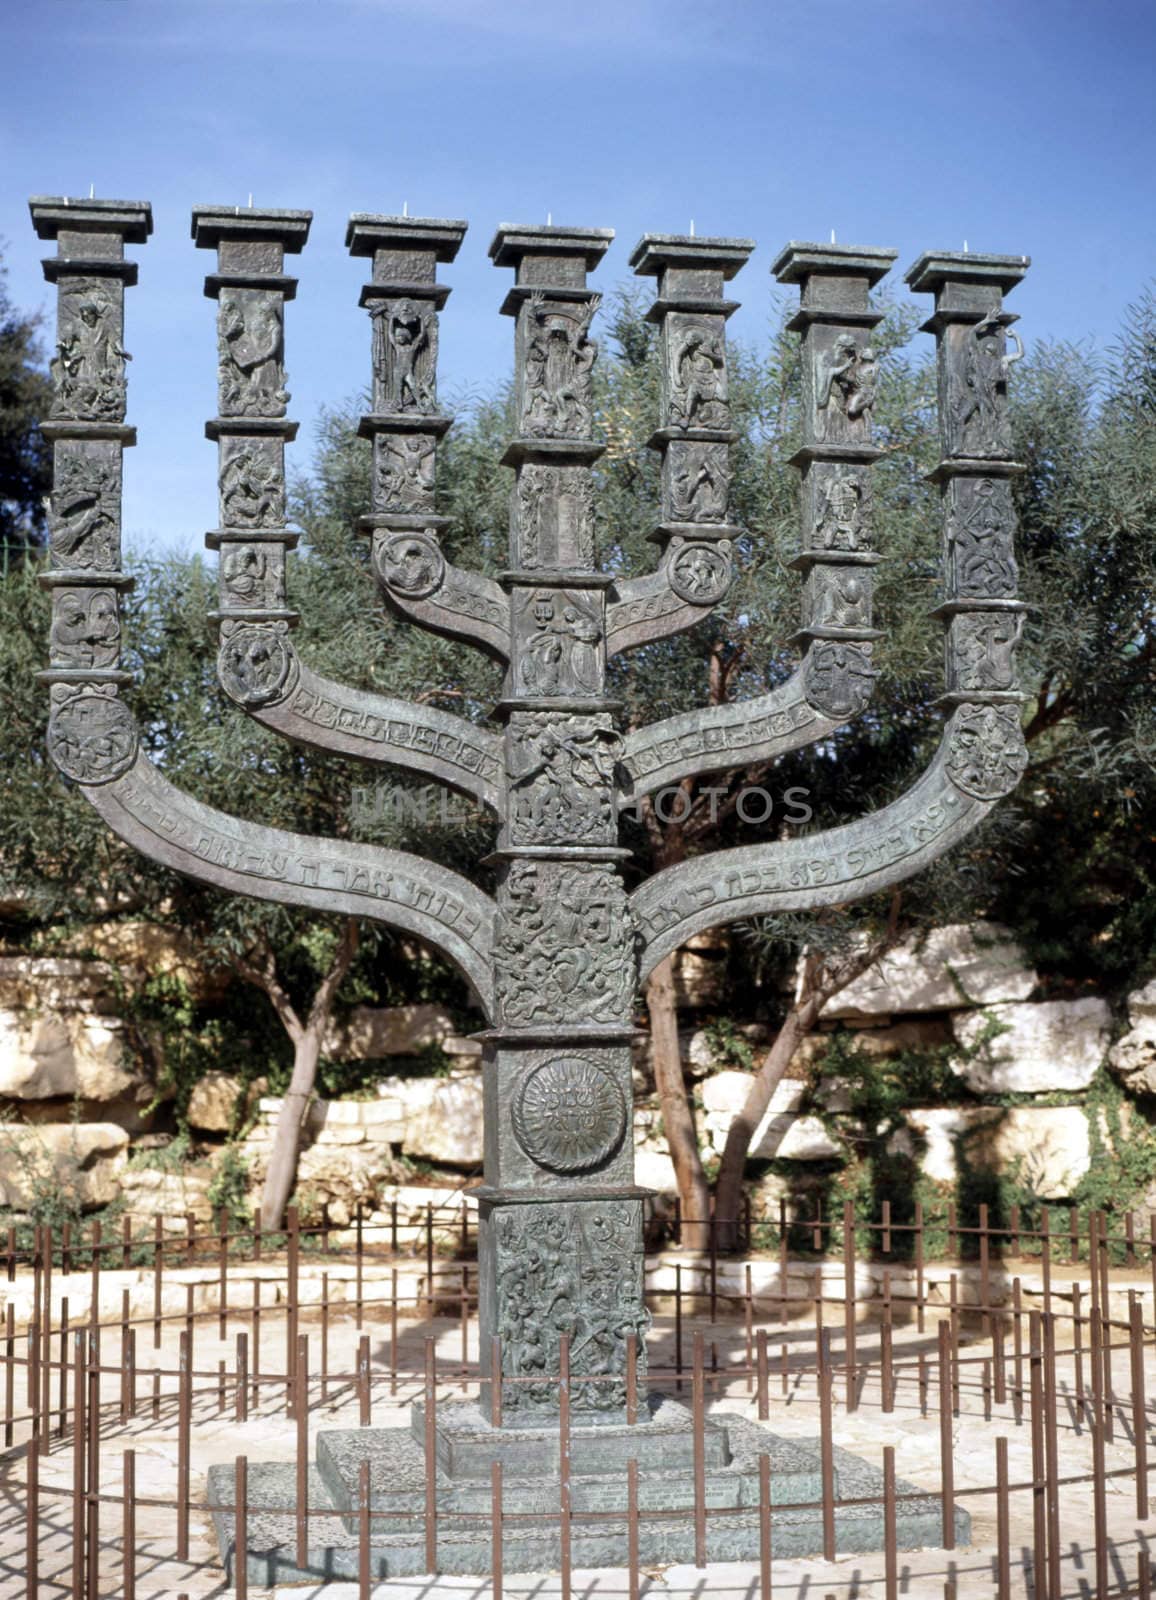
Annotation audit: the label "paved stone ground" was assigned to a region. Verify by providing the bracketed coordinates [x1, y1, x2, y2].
[0, 1281, 1154, 1597]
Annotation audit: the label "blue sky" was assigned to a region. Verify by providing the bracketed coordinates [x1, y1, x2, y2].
[4, 0, 1155, 554]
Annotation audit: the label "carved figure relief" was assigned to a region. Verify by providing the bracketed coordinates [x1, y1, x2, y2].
[50, 280, 129, 421]
[945, 703, 1028, 800]
[520, 293, 599, 438]
[813, 333, 877, 444]
[374, 434, 436, 512]
[49, 589, 120, 668]
[949, 611, 1023, 692]
[813, 466, 868, 551]
[668, 322, 729, 430]
[217, 622, 296, 707]
[950, 310, 1022, 456]
[496, 860, 635, 1026]
[512, 1057, 627, 1174]
[218, 290, 289, 417]
[508, 712, 621, 846]
[515, 464, 595, 569]
[803, 640, 878, 720]
[47, 692, 137, 785]
[807, 567, 872, 630]
[668, 441, 731, 523]
[946, 476, 1018, 598]
[50, 453, 119, 569]
[494, 1201, 648, 1416]
[371, 298, 436, 413]
[376, 531, 445, 599]
[668, 540, 732, 605]
[219, 443, 283, 528]
[515, 590, 603, 697]
[222, 545, 274, 608]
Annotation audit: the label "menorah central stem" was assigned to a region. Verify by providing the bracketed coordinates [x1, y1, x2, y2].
[477, 224, 646, 1422]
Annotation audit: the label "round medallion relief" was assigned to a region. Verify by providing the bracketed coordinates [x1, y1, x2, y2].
[376, 531, 445, 600]
[512, 1057, 627, 1175]
[48, 693, 138, 786]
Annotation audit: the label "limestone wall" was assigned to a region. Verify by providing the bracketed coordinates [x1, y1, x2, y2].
[0, 923, 1148, 1229]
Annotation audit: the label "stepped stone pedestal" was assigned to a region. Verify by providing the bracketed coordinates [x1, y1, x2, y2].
[207, 1402, 968, 1584]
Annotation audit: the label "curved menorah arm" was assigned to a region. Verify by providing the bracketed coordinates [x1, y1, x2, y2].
[617, 242, 897, 802]
[350, 215, 511, 662]
[190, 209, 505, 809]
[233, 656, 503, 810]
[618, 670, 840, 801]
[634, 244, 1032, 974]
[604, 236, 754, 660]
[82, 744, 496, 1014]
[633, 715, 996, 978]
[33, 197, 498, 1017]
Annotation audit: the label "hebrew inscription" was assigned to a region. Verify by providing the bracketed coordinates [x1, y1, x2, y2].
[512, 1056, 627, 1174]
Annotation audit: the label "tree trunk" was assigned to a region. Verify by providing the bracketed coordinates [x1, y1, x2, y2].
[243, 918, 360, 1232]
[646, 954, 712, 1252]
[260, 1022, 324, 1231]
[712, 894, 905, 1251]
[713, 1002, 814, 1250]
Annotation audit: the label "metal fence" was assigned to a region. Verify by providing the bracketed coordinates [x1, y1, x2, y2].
[2, 1201, 1154, 1598]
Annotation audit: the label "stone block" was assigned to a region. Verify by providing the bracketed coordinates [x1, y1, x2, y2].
[186, 1069, 244, 1132]
[323, 1003, 457, 1059]
[821, 923, 1037, 1018]
[395, 1072, 483, 1166]
[703, 1074, 809, 1157]
[952, 997, 1110, 1092]
[751, 1113, 842, 1162]
[0, 956, 116, 1012]
[0, 1008, 142, 1101]
[0, 1121, 129, 1208]
[313, 1125, 367, 1147]
[670, 933, 728, 1008]
[1128, 978, 1156, 1022]
[1111, 1017, 1156, 1096]
[902, 1105, 1090, 1198]
[120, 1161, 214, 1219]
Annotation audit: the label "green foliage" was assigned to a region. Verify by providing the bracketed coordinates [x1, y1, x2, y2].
[1075, 1069, 1156, 1223]
[0, 258, 51, 566]
[700, 1017, 755, 1073]
[207, 1145, 252, 1232]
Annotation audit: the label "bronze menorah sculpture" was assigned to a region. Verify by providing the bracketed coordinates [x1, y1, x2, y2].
[30, 193, 1028, 1575]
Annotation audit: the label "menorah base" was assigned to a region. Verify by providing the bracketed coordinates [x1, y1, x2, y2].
[207, 1404, 969, 1585]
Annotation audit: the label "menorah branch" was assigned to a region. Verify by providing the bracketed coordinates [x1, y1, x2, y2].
[192, 207, 505, 807]
[85, 753, 497, 1014]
